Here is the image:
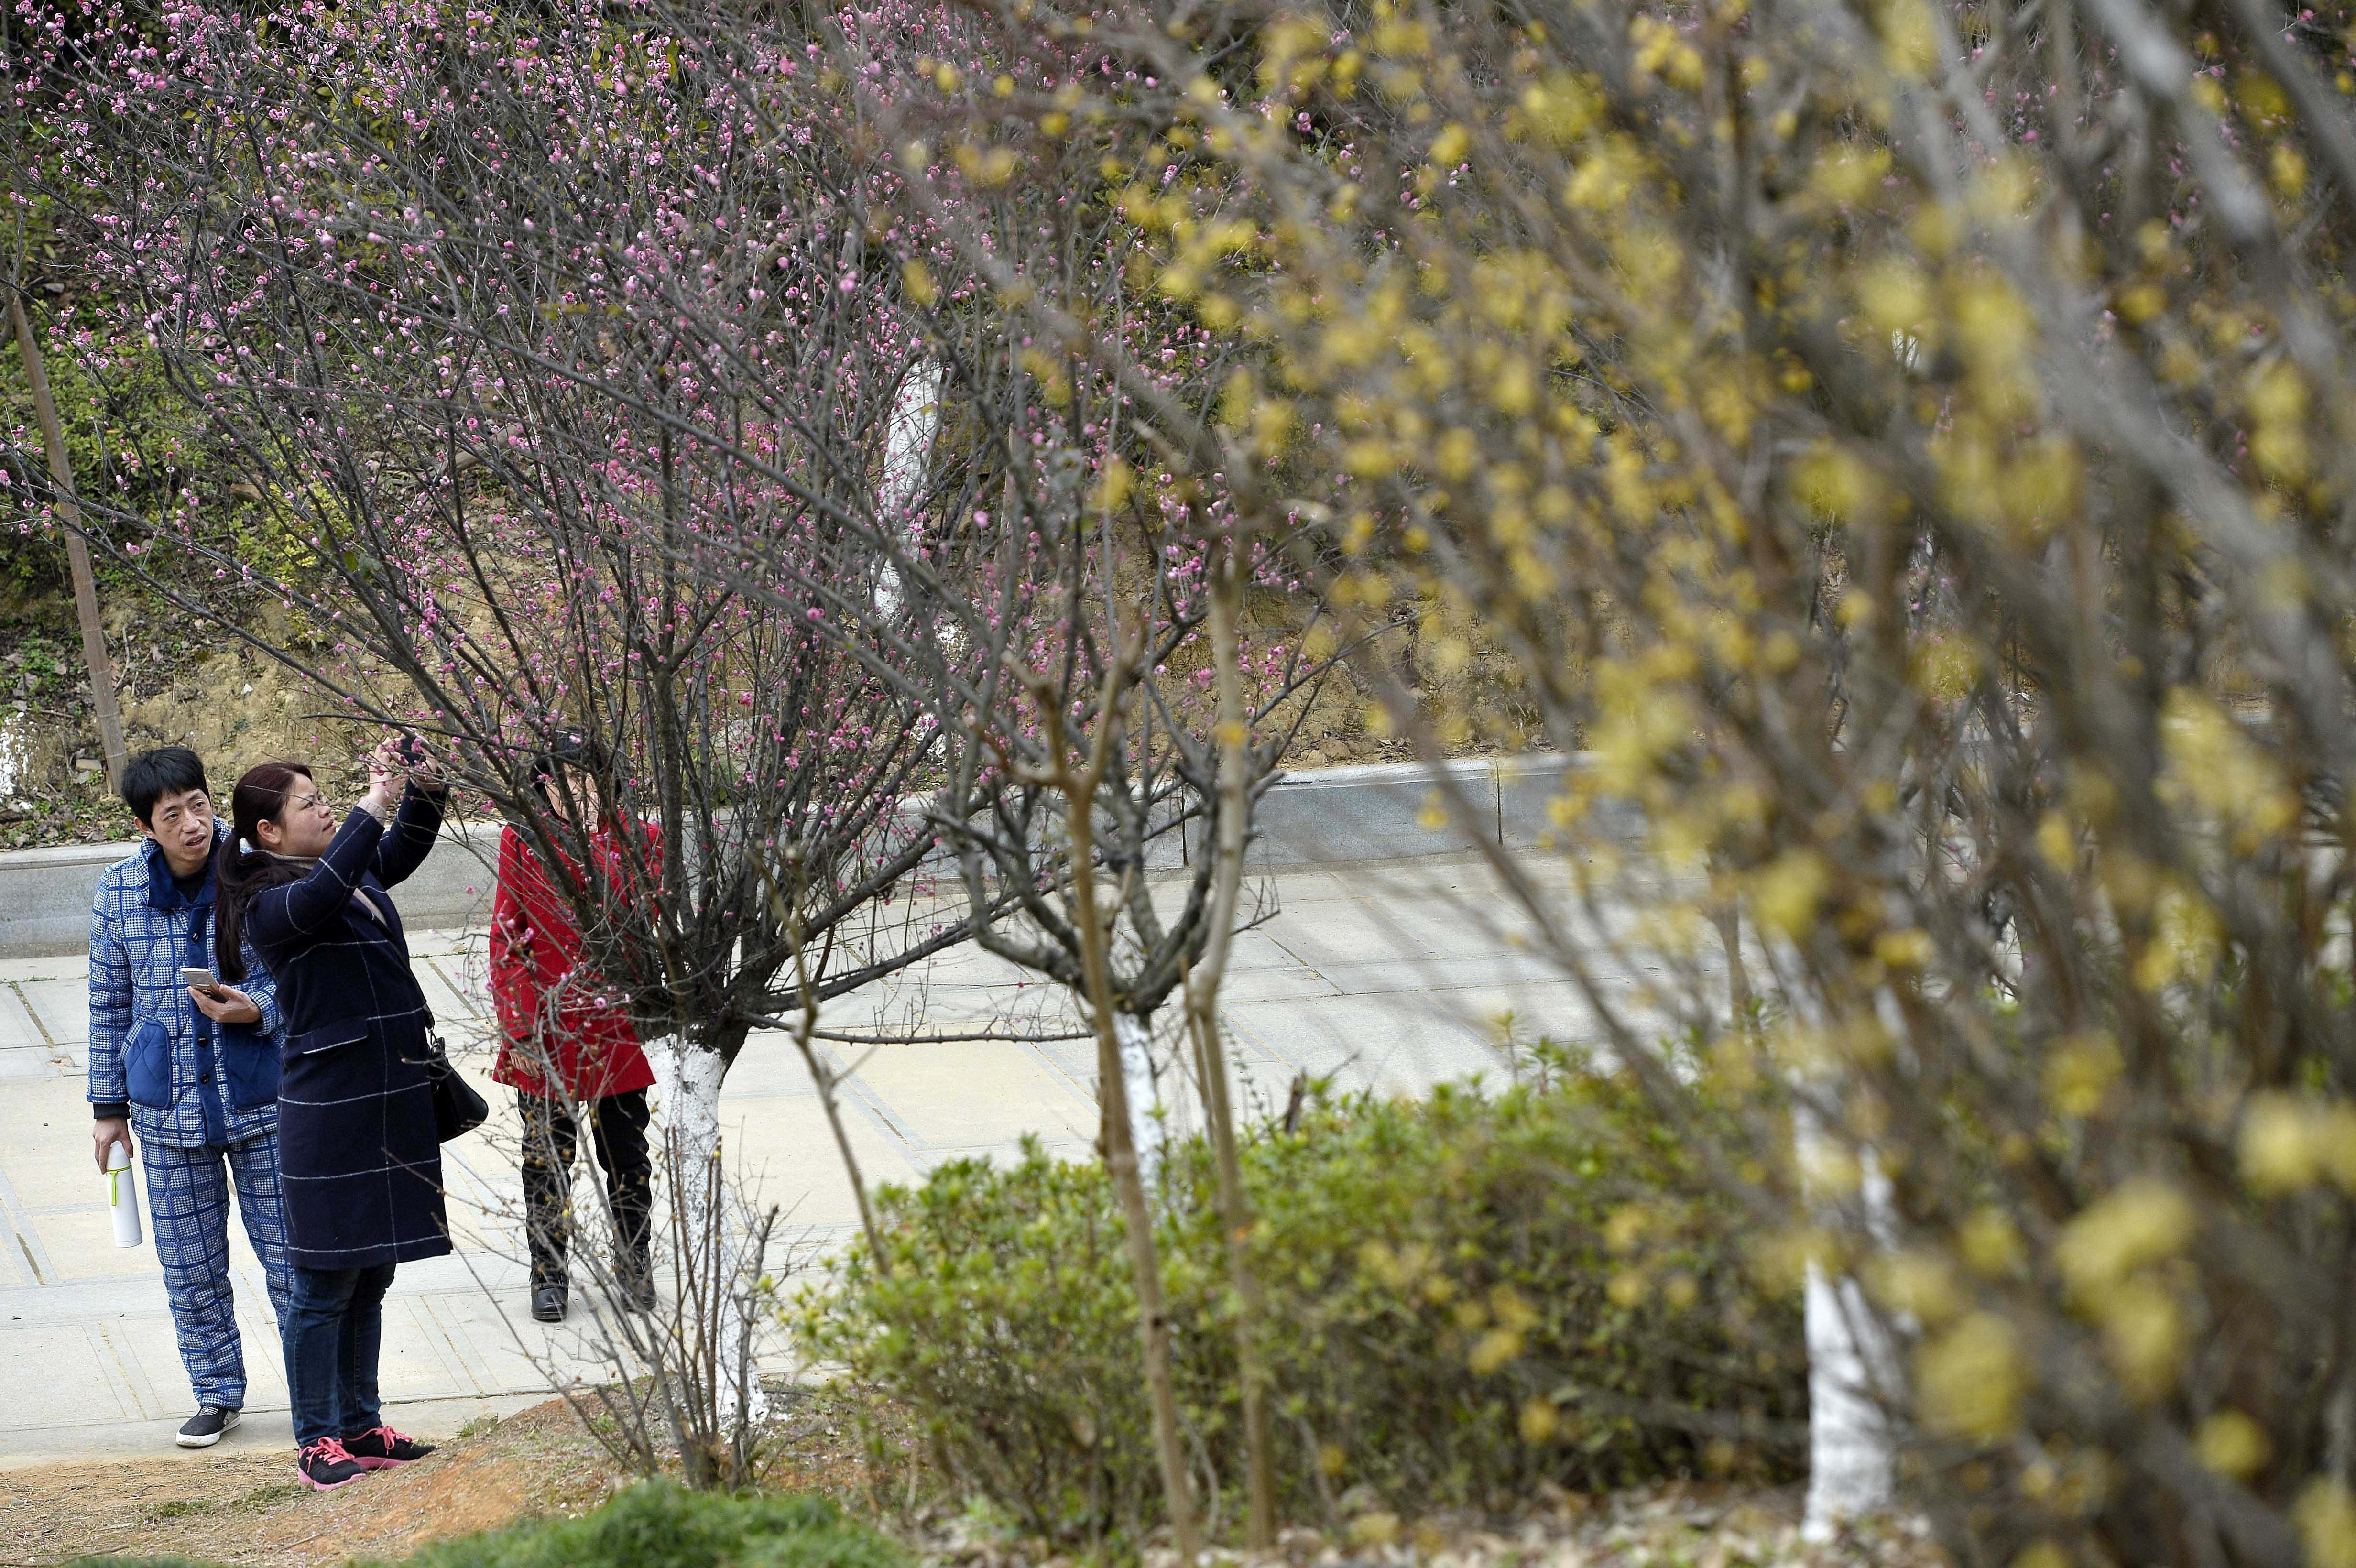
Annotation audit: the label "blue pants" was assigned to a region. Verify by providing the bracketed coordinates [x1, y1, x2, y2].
[284, 1263, 395, 1446]
[142, 1135, 294, 1410]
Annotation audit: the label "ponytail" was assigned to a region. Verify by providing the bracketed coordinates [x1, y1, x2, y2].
[214, 762, 314, 982]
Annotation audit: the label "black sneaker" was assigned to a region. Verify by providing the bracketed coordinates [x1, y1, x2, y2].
[342, 1424, 435, 1469]
[531, 1284, 567, 1322]
[294, 1437, 366, 1490]
[176, 1405, 240, 1448]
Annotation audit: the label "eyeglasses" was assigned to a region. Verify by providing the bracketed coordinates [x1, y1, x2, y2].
[286, 791, 334, 814]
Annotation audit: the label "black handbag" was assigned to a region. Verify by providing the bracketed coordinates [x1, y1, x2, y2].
[424, 1032, 490, 1142]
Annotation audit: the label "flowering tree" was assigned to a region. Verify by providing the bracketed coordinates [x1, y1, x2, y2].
[863, 0, 2356, 1559]
[670, 16, 1351, 1538]
[26, 0, 1355, 1492]
[19, 0, 983, 1274]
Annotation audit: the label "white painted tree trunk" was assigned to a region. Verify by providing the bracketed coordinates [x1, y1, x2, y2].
[874, 361, 942, 620]
[1803, 1260, 1896, 1538]
[1113, 1012, 1163, 1187]
[644, 1035, 770, 1425]
[1797, 1108, 1898, 1540]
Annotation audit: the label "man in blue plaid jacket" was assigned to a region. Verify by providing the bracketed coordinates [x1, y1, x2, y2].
[88, 747, 293, 1449]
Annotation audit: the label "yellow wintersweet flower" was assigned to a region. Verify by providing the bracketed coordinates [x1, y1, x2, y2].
[2239, 1093, 2356, 1196]
[1958, 1209, 2025, 1278]
[1468, 1325, 1525, 1373]
[1750, 849, 1829, 938]
[2194, 1410, 2270, 1479]
[2157, 687, 2298, 846]
[2100, 1277, 2185, 1402]
[1918, 1311, 2025, 1440]
[2043, 1033, 2123, 1117]
[2053, 1178, 2195, 1299]
[2300, 1480, 2356, 1568]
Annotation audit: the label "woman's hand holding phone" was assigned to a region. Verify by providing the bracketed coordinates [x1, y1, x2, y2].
[401, 735, 449, 796]
[366, 735, 447, 813]
[189, 983, 262, 1026]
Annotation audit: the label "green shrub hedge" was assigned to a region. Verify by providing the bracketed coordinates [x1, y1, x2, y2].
[796, 1048, 1805, 1547]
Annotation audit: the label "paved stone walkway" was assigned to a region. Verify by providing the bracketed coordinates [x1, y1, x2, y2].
[0, 851, 1606, 1464]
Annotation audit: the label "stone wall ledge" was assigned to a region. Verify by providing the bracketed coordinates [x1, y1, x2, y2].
[0, 754, 1598, 958]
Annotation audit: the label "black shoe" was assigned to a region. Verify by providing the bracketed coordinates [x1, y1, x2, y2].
[614, 1261, 657, 1312]
[342, 1424, 436, 1469]
[294, 1437, 366, 1490]
[531, 1284, 567, 1323]
[176, 1405, 240, 1448]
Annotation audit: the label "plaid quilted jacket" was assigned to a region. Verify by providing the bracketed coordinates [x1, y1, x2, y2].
[87, 824, 286, 1148]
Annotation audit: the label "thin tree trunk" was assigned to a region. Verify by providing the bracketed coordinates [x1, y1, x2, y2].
[1063, 738, 1200, 1564]
[1184, 543, 1278, 1548]
[8, 294, 127, 791]
[1711, 885, 1753, 1023]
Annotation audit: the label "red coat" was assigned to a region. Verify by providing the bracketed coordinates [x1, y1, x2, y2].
[488, 822, 658, 1100]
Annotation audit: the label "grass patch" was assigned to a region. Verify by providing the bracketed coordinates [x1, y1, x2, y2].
[390, 1479, 906, 1568]
[229, 1480, 305, 1511]
[133, 1479, 302, 1526]
[75, 1480, 899, 1568]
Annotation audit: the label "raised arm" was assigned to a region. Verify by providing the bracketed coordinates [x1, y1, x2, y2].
[371, 784, 446, 890]
[245, 806, 386, 948]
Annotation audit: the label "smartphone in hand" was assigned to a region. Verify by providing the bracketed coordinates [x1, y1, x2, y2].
[179, 966, 222, 995]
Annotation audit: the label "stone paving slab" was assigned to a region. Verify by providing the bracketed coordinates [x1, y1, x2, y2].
[0, 850, 1596, 1464]
[0, 989, 47, 1053]
[0, 1045, 55, 1080]
[18, 977, 89, 1049]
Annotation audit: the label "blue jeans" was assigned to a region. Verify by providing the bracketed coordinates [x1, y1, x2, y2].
[284, 1263, 395, 1446]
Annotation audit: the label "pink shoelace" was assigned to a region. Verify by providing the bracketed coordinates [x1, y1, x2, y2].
[303, 1436, 358, 1464]
[356, 1425, 416, 1448]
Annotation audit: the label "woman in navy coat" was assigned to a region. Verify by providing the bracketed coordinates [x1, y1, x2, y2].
[216, 741, 448, 1491]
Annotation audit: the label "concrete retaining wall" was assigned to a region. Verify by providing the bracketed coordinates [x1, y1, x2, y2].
[0, 822, 505, 959]
[0, 755, 1597, 958]
[1213, 753, 1608, 868]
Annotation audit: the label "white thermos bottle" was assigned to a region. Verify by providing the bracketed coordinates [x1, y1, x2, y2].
[106, 1140, 142, 1248]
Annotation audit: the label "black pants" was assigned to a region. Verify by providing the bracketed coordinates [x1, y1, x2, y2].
[517, 1088, 653, 1291]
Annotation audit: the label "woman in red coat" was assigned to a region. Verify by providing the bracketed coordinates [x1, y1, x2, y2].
[488, 738, 657, 1324]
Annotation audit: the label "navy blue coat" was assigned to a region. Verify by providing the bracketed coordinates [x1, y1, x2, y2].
[250, 787, 449, 1271]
